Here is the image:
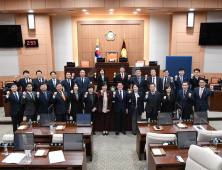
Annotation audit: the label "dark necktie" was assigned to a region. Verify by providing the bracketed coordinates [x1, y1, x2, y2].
[81, 78, 83, 83]
[152, 92, 154, 99]
[26, 79, 28, 83]
[164, 77, 167, 87]
[44, 92, 47, 100]
[183, 91, 186, 99]
[39, 78, 41, 83]
[138, 77, 141, 84]
[53, 79, 56, 87]
[15, 93, 19, 102]
[120, 90, 122, 100]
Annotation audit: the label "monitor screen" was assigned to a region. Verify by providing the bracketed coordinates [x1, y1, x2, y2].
[177, 131, 197, 149]
[76, 114, 91, 127]
[199, 22, 222, 45]
[14, 133, 34, 151]
[193, 111, 208, 125]
[158, 112, 173, 125]
[40, 114, 55, 127]
[0, 25, 23, 48]
[63, 133, 83, 151]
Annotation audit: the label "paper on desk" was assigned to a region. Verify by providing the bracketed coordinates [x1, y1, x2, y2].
[2, 153, 26, 164]
[152, 148, 162, 155]
[35, 149, 45, 156]
[49, 150, 65, 164]
[56, 126, 63, 130]
[18, 125, 26, 130]
[177, 123, 185, 128]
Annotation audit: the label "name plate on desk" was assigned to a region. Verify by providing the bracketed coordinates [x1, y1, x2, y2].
[34, 149, 49, 157]
[151, 148, 166, 156]
[56, 125, 66, 131]
[153, 126, 164, 131]
[177, 123, 188, 128]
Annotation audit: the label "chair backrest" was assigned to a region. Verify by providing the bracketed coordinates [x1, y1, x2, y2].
[197, 130, 222, 142]
[136, 60, 145, 65]
[81, 61, 90, 67]
[146, 132, 176, 163]
[52, 134, 63, 143]
[0, 81, 3, 88]
[185, 145, 222, 170]
[211, 77, 221, 83]
[3, 134, 14, 143]
[106, 52, 118, 62]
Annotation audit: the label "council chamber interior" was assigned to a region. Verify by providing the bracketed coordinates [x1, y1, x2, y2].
[0, 0, 222, 170]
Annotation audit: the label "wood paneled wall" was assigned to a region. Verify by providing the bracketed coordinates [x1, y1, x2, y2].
[77, 20, 144, 67]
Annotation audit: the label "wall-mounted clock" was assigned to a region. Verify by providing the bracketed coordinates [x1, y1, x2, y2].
[105, 30, 116, 41]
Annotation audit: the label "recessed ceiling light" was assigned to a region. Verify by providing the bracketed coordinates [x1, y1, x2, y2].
[109, 12, 113, 14]
[133, 12, 137, 14]
[109, 9, 114, 11]
[215, 9, 222, 10]
[28, 10, 34, 13]
[148, 9, 156, 11]
[189, 8, 194, 11]
[136, 9, 141, 11]
[50, 14, 56, 15]
[68, 10, 75, 12]
[82, 9, 87, 12]
[85, 12, 89, 14]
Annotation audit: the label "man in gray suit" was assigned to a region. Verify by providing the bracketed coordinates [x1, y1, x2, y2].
[21, 82, 37, 121]
[161, 69, 175, 92]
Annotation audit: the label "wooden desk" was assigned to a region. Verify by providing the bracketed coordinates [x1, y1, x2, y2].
[15, 124, 94, 161]
[209, 91, 222, 112]
[148, 144, 222, 170]
[136, 121, 216, 160]
[0, 145, 86, 170]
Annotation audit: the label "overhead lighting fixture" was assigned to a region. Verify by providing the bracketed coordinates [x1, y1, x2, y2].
[133, 12, 137, 14]
[28, 10, 34, 13]
[136, 9, 141, 11]
[109, 12, 113, 14]
[82, 9, 87, 12]
[85, 12, 89, 14]
[109, 9, 114, 11]
[189, 8, 194, 11]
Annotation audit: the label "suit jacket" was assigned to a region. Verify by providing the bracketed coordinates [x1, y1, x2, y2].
[61, 79, 75, 97]
[128, 92, 144, 115]
[69, 91, 84, 116]
[190, 77, 200, 91]
[114, 73, 129, 91]
[82, 92, 98, 113]
[33, 78, 47, 92]
[193, 87, 215, 111]
[47, 79, 60, 93]
[21, 91, 36, 115]
[148, 76, 163, 93]
[97, 90, 112, 113]
[174, 76, 189, 95]
[74, 77, 90, 95]
[35, 91, 53, 114]
[129, 76, 148, 97]
[52, 91, 69, 115]
[95, 75, 110, 92]
[161, 76, 175, 91]
[144, 91, 161, 114]
[176, 89, 194, 114]
[4, 92, 23, 116]
[112, 90, 128, 113]
[14, 78, 34, 92]
[161, 92, 176, 113]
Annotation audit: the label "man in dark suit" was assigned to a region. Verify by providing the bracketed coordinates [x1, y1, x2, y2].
[94, 68, 110, 92]
[74, 70, 90, 95]
[129, 68, 148, 97]
[61, 71, 75, 97]
[174, 68, 189, 96]
[190, 68, 201, 91]
[33, 70, 47, 92]
[52, 83, 69, 122]
[161, 69, 175, 92]
[36, 82, 53, 114]
[82, 84, 98, 135]
[47, 71, 61, 93]
[193, 78, 215, 111]
[113, 66, 129, 91]
[21, 83, 37, 121]
[176, 81, 194, 119]
[13, 70, 34, 92]
[4, 84, 23, 132]
[148, 68, 162, 93]
[113, 82, 128, 135]
[144, 83, 161, 121]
